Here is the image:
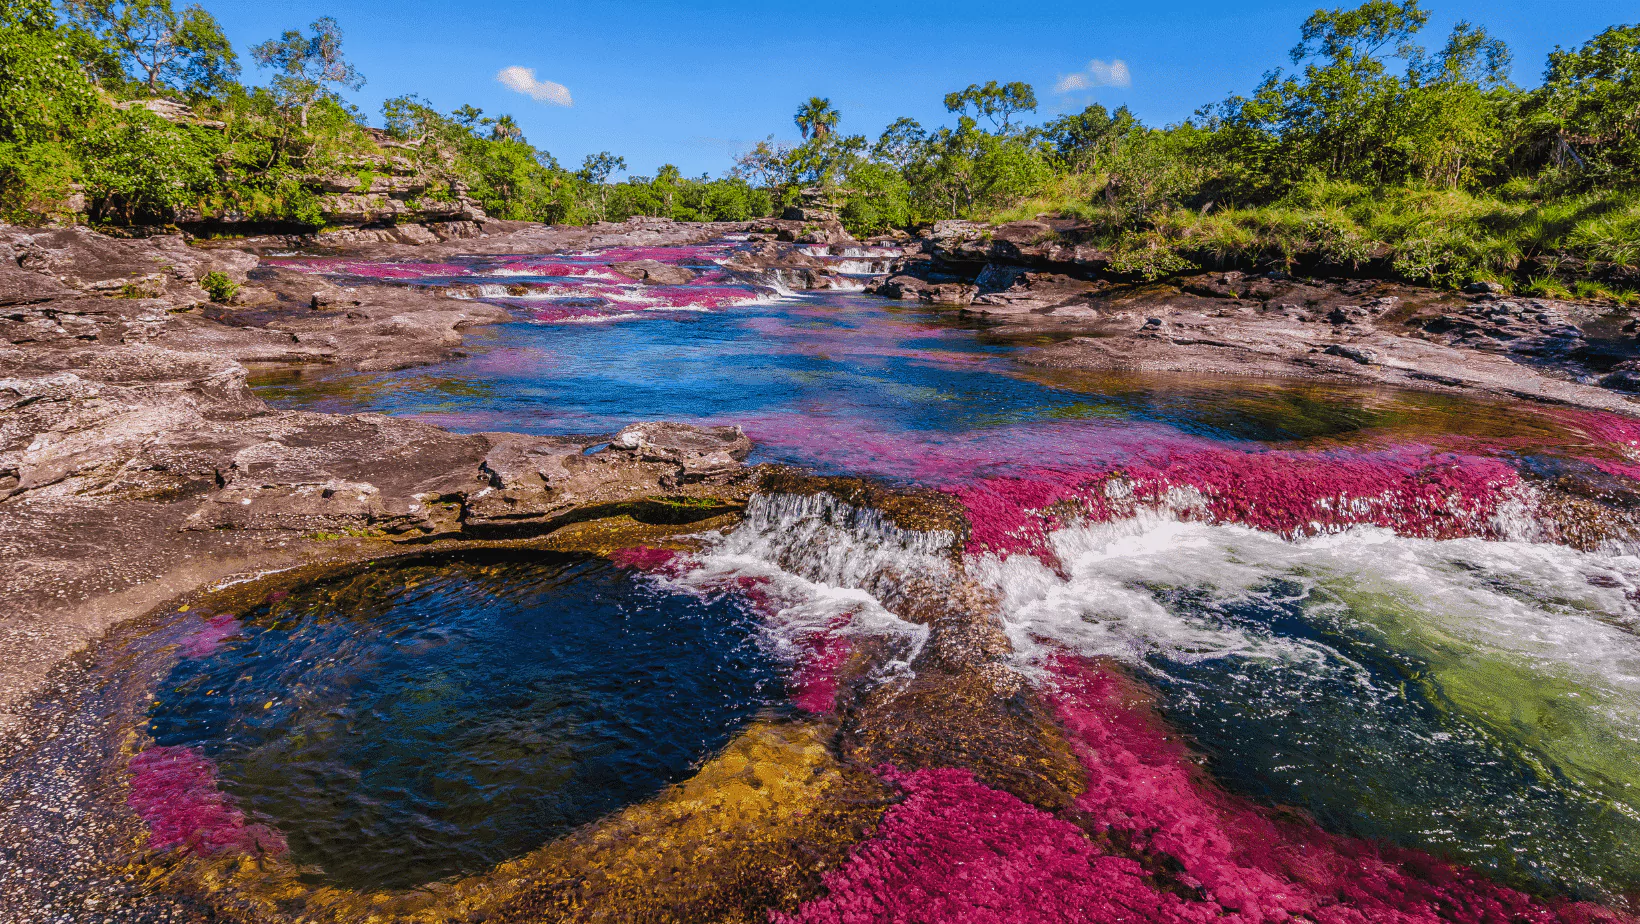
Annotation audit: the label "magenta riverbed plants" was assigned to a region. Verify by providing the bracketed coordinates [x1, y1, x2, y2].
[773, 658, 1630, 924]
[127, 746, 285, 857]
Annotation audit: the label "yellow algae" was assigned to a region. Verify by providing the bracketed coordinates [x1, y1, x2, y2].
[135, 722, 890, 924]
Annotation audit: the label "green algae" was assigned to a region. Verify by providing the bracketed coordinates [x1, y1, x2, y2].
[1323, 580, 1640, 818]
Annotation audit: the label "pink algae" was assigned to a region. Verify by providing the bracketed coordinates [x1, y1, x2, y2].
[1550, 407, 1640, 481]
[127, 746, 286, 856]
[953, 446, 1522, 558]
[772, 764, 1202, 924]
[790, 631, 851, 714]
[1041, 656, 1628, 924]
[609, 545, 684, 576]
[175, 613, 239, 658]
[776, 660, 1630, 924]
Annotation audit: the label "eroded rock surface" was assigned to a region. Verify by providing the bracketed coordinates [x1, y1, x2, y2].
[0, 221, 761, 735]
[870, 223, 1640, 413]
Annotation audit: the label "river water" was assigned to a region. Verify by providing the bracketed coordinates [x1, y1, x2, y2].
[181, 240, 1640, 917]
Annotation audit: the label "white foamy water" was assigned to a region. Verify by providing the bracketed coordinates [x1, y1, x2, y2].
[974, 514, 1640, 732]
[672, 492, 946, 667]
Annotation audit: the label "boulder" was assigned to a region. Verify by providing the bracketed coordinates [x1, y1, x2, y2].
[1323, 343, 1382, 365]
[1601, 360, 1640, 392]
[610, 260, 697, 285]
[462, 423, 750, 531]
[970, 268, 1104, 312]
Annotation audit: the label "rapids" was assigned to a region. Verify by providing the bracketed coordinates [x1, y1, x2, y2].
[176, 240, 1640, 918]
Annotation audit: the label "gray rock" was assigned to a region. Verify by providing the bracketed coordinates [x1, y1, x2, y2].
[610, 259, 697, 285]
[1323, 344, 1381, 365]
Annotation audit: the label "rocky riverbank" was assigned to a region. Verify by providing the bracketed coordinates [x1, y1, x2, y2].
[0, 218, 762, 736]
[868, 219, 1640, 414]
[8, 215, 1640, 923]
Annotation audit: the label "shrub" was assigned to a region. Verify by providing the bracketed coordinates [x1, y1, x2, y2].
[0, 141, 79, 222]
[200, 271, 238, 303]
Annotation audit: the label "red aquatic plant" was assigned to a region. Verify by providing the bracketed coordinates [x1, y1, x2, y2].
[790, 631, 851, 715]
[175, 613, 239, 658]
[609, 545, 684, 576]
[1548, 407, 1640, 481]
[953, 446, 1522, 558]
[774, 660, 1631, 923]
[1042, 656, 1628, 924]
[772, 764, 1206, 924]
[127, 746, 286, 856]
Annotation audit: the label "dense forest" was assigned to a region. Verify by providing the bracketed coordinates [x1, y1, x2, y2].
[1, 0, 1637, 293]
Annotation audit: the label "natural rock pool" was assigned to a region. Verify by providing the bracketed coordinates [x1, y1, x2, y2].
[22, 239, 1640, 921]
[140, 553, 780, 891]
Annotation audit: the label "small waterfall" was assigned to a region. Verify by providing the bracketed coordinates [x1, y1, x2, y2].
[679, 491, 949, 665]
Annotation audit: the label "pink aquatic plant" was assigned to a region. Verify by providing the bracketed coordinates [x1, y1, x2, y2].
[789, 630, 851, 714]
[175, 613, 240, 658]
[127, 746, 286, 856]
[775, 660, 1631, 924]
[489, 260, 624, 278]
[1040, 656, 1628, 924]
[1547, 407, 1640, 480]
[953, 446, 1522, 558]
[773, 764, 1205, 924]
[609, 545, 684, 576]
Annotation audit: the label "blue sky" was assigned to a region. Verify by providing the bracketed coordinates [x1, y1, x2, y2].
[201, 0, 1635, 178]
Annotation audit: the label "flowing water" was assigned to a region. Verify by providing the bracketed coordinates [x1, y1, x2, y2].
[137, 240, 1640, 915]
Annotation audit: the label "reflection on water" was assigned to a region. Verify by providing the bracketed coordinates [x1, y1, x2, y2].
[250, 291, 1601, 480]
[145, 554, 782, 890]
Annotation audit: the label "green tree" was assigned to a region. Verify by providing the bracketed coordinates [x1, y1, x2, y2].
[490, 114, 524, 143]
[0, 0, 104, 145]
[1043, 103, 1137, 172]
[872, 117, 929, 170]
[1399, 22, 1516, 187]
[63, 0, 238, 97]
[1538, 24, 1640, 183]
[577, 151, 626, 220]
[78, 107, 216, 223]
[250, 17, 363, 128]
[943, 80, 1038, 133]
[731, 135, 799, 194]
[794, 96, 839, 140]
[841, 160, 910, 234]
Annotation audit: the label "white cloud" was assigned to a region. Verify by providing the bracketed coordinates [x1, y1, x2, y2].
[1054, 58, 1132, 93]
[496, 66, 573, 107]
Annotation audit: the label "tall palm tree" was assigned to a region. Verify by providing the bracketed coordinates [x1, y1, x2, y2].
[490, 114, 525, 143]
[794, 97, 839, 141]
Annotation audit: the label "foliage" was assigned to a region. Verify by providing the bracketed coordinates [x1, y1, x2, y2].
[0, 140, 78, 221]
[3, 0, 1638, 297]
[944, 80, 1037, 132]
[249, 17, 362, 127]
[794, 97, 839, 141]
[199, 269, 237, 302]
[0, 1, 105, 145]
[839, 161, 910, 234]
[76, 105, 215, 223]
[1537, 24, 1640, 185]
[63, 0, 239, 97]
